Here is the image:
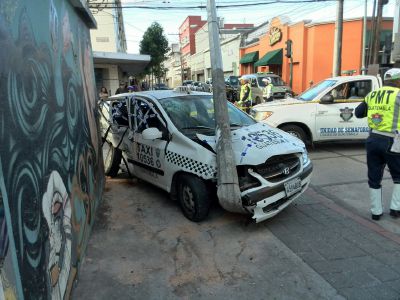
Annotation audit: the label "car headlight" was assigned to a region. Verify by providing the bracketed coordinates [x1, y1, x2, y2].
[302, 148, 310, 166]
[254, 111, 273, 121]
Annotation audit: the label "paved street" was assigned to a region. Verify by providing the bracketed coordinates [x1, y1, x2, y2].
[73, 142, 400, 300]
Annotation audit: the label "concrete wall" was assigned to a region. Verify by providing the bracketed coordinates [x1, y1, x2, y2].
[0, 0, 104, 298]
[90, 8, 118, 52]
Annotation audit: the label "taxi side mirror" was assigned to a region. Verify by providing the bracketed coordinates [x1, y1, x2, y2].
[142, 127, 162, 140]
[320, 94, 334, 104]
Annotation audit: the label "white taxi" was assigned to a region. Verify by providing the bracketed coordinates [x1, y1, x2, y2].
[99, 89, 313, 223]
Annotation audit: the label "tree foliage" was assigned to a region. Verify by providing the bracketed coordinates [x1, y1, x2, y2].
[139, 22, 170, 79]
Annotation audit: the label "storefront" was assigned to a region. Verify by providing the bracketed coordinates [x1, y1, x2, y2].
[240, 17, 393, 95]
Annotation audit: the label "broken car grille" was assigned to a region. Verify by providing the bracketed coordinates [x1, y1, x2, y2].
[254, 154, 300, 183]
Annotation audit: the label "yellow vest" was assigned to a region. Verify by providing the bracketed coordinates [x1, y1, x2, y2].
[239, 84, 252, 102]
[240, 85, 246, 101]
[365, 86, 400, 133]
[247, 83, 253, 101]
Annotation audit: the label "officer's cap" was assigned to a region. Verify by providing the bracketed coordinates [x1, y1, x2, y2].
[384, 68, 400, 81]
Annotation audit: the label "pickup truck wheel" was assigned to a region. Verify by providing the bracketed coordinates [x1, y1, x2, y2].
[103, 139, 121, 177]
[178, 174, 211, 222]
[281, 125, 307, 143]
[255, 96, 261, 105]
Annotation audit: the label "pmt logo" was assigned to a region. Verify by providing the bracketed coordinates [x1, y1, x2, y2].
[340, 107, 354, 122]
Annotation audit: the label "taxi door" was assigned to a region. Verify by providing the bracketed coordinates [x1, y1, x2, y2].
[127, 97, 169, 189]
[315, 80, 371, 141]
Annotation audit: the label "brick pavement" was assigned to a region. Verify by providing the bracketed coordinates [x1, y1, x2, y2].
[267, 187, 400, 300]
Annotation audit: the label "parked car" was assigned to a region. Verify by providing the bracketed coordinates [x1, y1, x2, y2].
[225, 75, 240, 102]
[240, 73, 293, 103]
[99, 89, 312, 223]
[250, 75, 382, 144]
[153, 83, 170, 90]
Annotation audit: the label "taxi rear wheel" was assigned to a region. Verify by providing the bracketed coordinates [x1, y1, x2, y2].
[178, 174, 211, 222]
[103, 139, 121, 177]
[281, 125, 307, 143]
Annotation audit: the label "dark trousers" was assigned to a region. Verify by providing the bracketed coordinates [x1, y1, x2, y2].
[366, 134, 400, 189]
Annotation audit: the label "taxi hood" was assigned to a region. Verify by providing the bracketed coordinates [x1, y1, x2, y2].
[197, 123, 305, 165]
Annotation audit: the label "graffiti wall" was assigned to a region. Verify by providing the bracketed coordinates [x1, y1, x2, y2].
[0, 0, 104, 298]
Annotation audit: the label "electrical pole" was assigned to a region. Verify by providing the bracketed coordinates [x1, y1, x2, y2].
[207, 0, 242, 213]
[362, 0, 367, 74]
[373, 0, 384, 64]
[369, 0, 377, 65]
[332, 0, 344, 77]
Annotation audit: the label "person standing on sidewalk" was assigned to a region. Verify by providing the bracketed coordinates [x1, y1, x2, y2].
[262, 77, 274, 102]
[355, 68, 400, 220]
[237, 78, 252, 113]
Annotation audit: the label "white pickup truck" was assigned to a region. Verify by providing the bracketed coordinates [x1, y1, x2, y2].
[250, 75, 382, 144]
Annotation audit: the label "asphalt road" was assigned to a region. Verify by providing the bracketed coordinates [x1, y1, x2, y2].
[73, 142, 400, 300]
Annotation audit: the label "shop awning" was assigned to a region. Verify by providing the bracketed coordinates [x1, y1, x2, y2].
[93, 51, 151, 74]
[239, 51, 259, 64]
[254, 49, 283, 66]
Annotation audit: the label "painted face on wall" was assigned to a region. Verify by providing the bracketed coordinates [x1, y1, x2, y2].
[42, 171, 71, 300]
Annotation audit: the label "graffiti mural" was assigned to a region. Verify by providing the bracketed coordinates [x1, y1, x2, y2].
[0, 0, 104, 298]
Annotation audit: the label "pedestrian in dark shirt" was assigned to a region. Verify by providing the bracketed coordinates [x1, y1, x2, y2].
[115, 82, 128, 95]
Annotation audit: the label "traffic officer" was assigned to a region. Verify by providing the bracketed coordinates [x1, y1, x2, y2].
[238, 78, 252, 113]
[262, 77, 274, 102]
[355, 68, 400, 220]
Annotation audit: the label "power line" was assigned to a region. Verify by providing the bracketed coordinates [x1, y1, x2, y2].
[89, 0, 344, 10]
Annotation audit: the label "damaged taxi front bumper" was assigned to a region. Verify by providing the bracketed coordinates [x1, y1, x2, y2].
[242, 162, 313, 223]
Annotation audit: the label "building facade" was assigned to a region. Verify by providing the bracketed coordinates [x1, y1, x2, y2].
[90, 0, 150, 96]
[165, 43, 182, 87]
[240, 17, 393, 95]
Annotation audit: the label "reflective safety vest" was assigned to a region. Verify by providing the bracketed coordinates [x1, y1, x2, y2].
[365, 86, 400, 133]
[240, 84, 246, 102]
[239, 83, 252, 103]
[265, 83, 273, 98]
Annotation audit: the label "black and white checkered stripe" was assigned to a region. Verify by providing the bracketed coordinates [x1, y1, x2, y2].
[166, 151, 216, 179]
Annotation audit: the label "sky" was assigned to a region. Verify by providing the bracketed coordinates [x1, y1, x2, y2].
[115, 0, 398, 54]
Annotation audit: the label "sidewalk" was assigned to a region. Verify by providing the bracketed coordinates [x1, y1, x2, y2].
[73, 174, 400, 299]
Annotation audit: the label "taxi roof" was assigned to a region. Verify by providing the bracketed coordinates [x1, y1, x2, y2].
[107, 90, 212, 101]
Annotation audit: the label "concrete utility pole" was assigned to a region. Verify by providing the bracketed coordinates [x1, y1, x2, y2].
[373, 0, 384, 64]
[207, 0, 242, 213]
[362, 0, 368, 74]
[368, 0, 377, 66]
[332, 0, 344, 77]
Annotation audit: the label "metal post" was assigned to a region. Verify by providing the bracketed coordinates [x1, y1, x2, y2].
[391, 0, 400, 63]
[369, 0, 377, 65]
[362, 0, 368, 74]
[373, 0, 384, 64]
[207, 0, 242, 213]
[332, 0, 344, 77]
[289, 57, 293, 89]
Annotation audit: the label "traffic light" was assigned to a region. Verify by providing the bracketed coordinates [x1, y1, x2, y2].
[285, 39, 292, 58]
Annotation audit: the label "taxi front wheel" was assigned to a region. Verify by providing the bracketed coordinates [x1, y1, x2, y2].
[103, 139, 121, 177]
[178, 174, 211, 222]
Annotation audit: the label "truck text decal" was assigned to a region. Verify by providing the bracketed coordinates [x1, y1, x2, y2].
[319, 127, 369, 136]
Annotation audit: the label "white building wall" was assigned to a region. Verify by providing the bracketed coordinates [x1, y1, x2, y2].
[204, 35, 240, 77]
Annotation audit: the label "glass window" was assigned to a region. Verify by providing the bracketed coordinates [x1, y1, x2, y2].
[325, 80, 372, 101]
[298, 80, 337, 101]
[134, 99, 165, 133]
[257, 76, 285, 87]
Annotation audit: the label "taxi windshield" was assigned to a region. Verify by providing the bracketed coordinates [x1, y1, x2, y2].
[298, 80, 337, 101]
[158, 95, 256, 134]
